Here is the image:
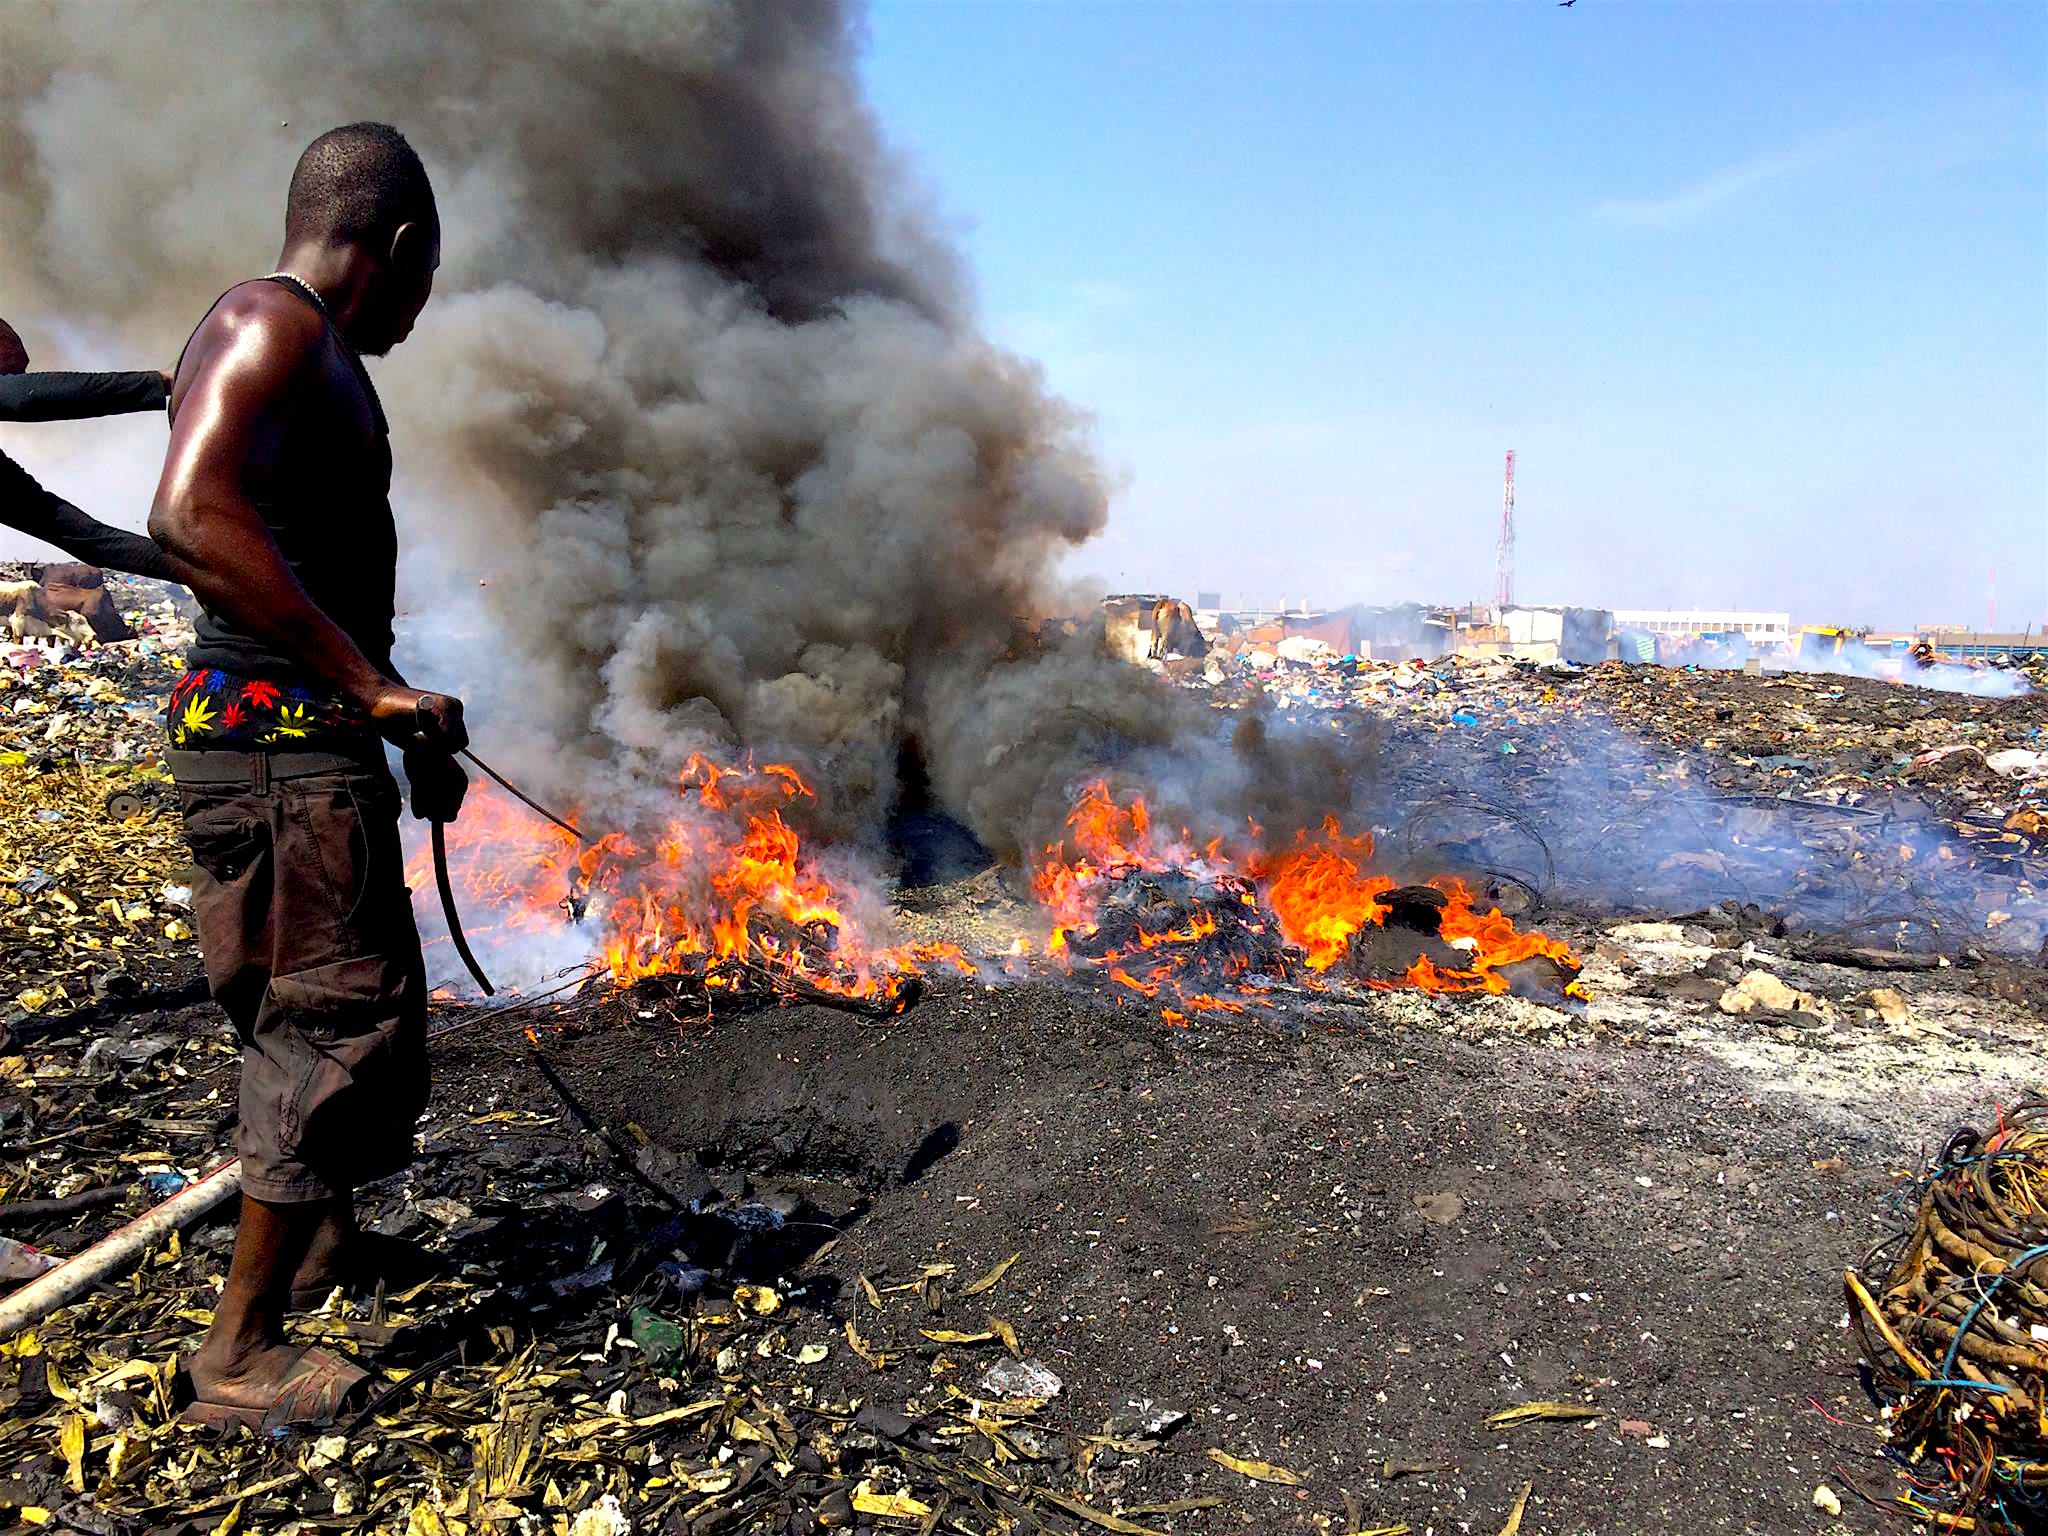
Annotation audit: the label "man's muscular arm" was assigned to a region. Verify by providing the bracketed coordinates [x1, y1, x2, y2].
[148, 285, 461, 750]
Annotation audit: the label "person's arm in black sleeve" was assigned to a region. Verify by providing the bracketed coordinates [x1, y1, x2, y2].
[0, 448, 177, 581]
[0, 370, 169, 423]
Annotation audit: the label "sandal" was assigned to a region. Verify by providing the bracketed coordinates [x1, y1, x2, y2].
[176, 1345, 372, 1431]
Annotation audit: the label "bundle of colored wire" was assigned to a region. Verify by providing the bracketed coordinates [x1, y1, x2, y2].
[1847, 1101, 2048, 1533]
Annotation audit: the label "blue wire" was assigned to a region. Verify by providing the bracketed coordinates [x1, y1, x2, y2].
[1921, 1241, 2048, 1393]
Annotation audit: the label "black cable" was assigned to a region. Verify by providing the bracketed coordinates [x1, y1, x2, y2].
[460, 748, 590, 843]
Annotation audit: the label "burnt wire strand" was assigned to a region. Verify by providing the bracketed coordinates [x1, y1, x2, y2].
[1849, 1104, 2048, 1533]
[459, 747, 589, 843]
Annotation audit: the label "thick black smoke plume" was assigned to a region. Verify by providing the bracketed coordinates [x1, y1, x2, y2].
[0, 0, 1235, 862]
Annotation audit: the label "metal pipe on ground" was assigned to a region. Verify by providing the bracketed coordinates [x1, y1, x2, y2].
[0, 1159, 241, 1338]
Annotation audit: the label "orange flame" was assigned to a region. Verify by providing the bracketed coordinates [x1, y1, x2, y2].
[1031, 781, 1581, 1018]
[1252, 817, 1393, 970]
[409, 754, 963, 1006]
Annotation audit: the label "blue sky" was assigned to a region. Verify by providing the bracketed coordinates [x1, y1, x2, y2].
[862, 1, 2046, 630]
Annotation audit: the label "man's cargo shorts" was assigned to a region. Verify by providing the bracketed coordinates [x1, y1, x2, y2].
[168, 748, 427, 1204]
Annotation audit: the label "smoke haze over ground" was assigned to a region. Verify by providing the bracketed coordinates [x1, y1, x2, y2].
[0, 0, 1257, 865]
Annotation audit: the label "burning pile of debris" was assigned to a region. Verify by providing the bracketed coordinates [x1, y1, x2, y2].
[1032, 780, 1584, 1022]
[414, 755, 973, 1015]
[1848, 1102, 2048, 1533]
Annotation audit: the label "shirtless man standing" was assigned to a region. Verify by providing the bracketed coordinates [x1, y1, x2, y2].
[148, 123, 469, 1427]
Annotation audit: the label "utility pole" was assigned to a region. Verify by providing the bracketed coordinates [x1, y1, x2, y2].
[1494, 450, 1516, 612]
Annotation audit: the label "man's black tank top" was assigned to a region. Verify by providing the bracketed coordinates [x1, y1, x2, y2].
[176, 275, 399, 681]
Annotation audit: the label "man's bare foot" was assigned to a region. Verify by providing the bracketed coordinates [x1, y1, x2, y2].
[290, 1212, 438, 1309]
[180, 1338, 368, 1428]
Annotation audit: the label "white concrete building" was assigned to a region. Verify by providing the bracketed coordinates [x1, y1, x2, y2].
[1612, 610, 1792, 647]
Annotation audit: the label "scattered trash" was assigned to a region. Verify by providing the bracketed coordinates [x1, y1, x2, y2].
[1718, 970, 1828, 1019]
[1108, 1398, 1188, 1440]
[0, 1236, 61, 1281]
[979, 1357, 1064, 1400]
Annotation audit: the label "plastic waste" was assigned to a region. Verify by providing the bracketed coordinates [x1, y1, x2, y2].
[0, 1237, 61, 1282]
[978, 1358, 1063, 1399]
[654, 1260, 711, 1302]
[628, 1304, 685, 1367]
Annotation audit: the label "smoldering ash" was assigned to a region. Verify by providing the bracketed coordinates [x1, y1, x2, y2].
[0, 0, 1242, 865]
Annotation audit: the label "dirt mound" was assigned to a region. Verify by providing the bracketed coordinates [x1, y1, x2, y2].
[538, 976, 1925, 1530]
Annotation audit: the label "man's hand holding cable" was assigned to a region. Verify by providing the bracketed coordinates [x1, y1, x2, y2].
[365, 683, 467, 754]
[365, 684, 469, 822]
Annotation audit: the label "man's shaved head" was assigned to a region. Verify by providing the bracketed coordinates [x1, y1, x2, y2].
[282, 123, 441, 355]
[284, 122, 436, 249]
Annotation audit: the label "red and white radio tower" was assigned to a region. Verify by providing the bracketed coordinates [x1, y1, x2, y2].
[1494, 449, 1516, 611]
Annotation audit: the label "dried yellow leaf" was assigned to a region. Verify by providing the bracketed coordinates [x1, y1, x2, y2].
[845, 1316, 889, 1369]
[1485, 1401, 1600, 1428]
[734, 1283, 782, 1316]
[919, 1328, 995, 1345]
[105, 1432, 152, 1487]
[1498, 1481, 1534, 1536]
[859, 1274, 884, 1309]
[1033, 1488, 1167, 1534]
[1206, 1447, 1303, 1485]
[851, 1480, 932, 1520]
[59, 1415, 86, 1492]
[987, 1315, 1021, 1356]
[962, 1252, 1020, 1295]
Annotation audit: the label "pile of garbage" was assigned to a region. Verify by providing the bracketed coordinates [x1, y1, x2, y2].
[0, 568, 192, 769]
[2, 576, 200, 1020]
[1848, 1102, 2048, 1533]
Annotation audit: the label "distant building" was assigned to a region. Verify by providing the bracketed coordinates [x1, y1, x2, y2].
[1460, 605, 1614, 664]
[1612, 610, 1792, 648]
[1917, 631, 2048, 660]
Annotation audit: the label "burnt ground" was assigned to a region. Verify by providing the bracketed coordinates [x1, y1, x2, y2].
[464, 943, 2040, 1536]
[10, 931, 2039, 1533]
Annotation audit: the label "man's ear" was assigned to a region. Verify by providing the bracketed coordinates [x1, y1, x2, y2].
[387, 221, 431, 271]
